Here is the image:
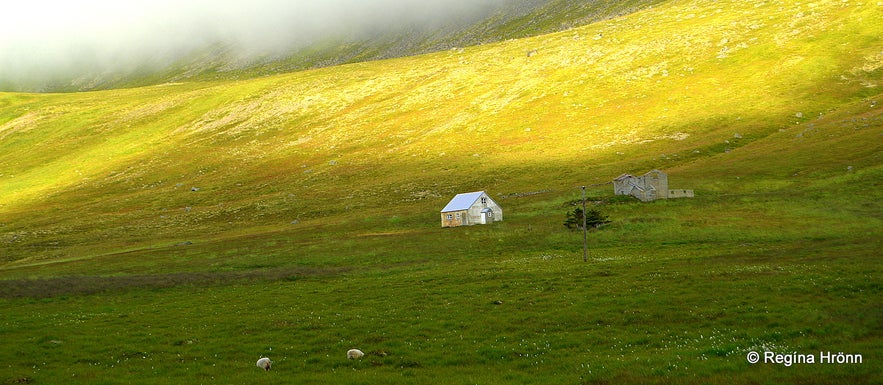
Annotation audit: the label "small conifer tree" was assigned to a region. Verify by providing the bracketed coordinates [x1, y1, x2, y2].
[564, 207, 610, 230]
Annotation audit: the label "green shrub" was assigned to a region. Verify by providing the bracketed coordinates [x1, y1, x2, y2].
[563, 206, 611, 230]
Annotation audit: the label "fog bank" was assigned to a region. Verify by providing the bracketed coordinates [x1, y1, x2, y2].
[0, 0, 504, 91]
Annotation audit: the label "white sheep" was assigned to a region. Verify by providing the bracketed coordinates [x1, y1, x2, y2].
[256, 357, 272, 371]
[346, 349, 364, 360]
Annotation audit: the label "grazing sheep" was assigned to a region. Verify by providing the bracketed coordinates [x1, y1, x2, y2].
[256, 357, 272, 371]
[346, 349, 364, 360]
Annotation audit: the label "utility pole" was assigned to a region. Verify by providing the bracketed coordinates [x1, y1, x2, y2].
[581, 186, 587, 262]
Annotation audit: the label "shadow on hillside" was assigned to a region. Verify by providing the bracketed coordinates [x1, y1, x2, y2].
[0, 267, 349, 298]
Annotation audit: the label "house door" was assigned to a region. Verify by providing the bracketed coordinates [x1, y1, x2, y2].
[481, 208, 494, 224]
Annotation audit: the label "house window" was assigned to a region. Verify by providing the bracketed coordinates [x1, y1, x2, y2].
[481, 197, 487, 206]
[446, 214, 453, 220]
[456, 213, 460, 218]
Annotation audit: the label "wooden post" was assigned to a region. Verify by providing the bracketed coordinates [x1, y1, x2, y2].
[581, 186, 587, 262]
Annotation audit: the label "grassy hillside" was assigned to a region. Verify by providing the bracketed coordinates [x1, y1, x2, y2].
[1, 0, 881, 384]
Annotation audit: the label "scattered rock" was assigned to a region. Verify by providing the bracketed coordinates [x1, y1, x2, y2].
[191, 187, 200, 192]
[290, 220, 300, 225]
[733, 133, 742, 139]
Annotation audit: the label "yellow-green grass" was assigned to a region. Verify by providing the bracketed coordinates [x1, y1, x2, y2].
[0, 0, 881, 383]
[1, 0, 879, 265]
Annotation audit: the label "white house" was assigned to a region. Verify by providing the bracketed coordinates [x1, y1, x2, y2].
[440, 191, 502, 227]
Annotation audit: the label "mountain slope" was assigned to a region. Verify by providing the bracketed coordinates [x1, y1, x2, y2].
[0, 2, 881, 384]
[0, 0, 881, 267]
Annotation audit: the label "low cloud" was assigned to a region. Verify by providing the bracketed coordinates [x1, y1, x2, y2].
[0, 0, 504, 90]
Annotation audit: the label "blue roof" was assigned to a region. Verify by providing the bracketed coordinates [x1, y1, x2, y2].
[441, 191, 485, 212]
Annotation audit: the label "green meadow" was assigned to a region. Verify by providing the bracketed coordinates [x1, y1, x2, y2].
[1, 0, 881, 383]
